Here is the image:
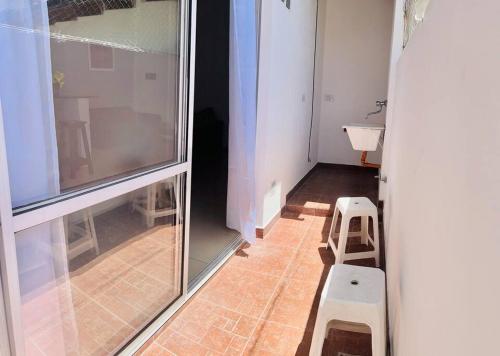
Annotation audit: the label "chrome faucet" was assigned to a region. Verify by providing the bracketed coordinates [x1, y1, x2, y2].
[365, 100, 388, 119]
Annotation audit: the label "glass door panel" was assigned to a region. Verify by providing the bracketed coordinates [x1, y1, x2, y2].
[0, 0, 190, 353]
[16, 175, 185, 354]
[0, 0, 183, 209]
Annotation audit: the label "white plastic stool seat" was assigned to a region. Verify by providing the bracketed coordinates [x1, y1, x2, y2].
[309, 264, 386, 356]
[336, 196, 377, 218]
[328, 197, 380, 267]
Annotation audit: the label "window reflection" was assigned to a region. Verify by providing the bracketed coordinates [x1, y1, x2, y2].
[18, 175, 184, 354]
[1, 0, 182, 208]
[50, 0, 181, 194]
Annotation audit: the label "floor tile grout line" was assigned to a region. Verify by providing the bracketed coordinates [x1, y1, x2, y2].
[156, 297, 250, 355]
[240, 213, 316, 354]
[143, 168, 377, 355]
[149, 340, 172, 355]
[72, 236, 176, 289]
[68, 247, 180, 344]
[31, 336, 49, 356]
[225, 253, 302, 280]
[71, 281, 144, 337]
[147, 215, 321, 355]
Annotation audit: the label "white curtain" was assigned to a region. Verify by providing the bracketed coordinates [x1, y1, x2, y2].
[227, 0, 258, 243]
[0, 1, 60, 206]
[0, 1, 77, 353]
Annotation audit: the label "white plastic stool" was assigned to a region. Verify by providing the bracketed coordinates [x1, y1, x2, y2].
[309, 264, 386, 356]
[328, 197, 380, 267]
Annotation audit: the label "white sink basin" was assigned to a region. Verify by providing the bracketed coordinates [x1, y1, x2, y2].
[343, 124, 385, 152]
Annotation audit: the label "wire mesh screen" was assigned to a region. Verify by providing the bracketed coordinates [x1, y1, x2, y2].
[48, 0, 137, 25]
[47, 0, 179, 54]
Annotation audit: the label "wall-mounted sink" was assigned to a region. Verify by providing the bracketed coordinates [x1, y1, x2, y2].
[343, 124, 385, 152]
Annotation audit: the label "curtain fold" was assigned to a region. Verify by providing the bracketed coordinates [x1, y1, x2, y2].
[227, 0, 258, 243]
[0, 1, 77, 353]
[0, 0, 60, 206]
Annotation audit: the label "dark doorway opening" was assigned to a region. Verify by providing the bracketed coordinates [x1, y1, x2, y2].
[188, 0, 240, 286]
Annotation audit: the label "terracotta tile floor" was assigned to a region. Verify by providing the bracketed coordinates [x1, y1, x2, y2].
[140, 165, 383, 356]
[23, 214, 182, 356]
[287, 165, 379, 217]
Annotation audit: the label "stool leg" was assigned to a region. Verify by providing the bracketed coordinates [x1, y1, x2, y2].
[361, 216, 369, 245]
[168, 182, 175, 208]
[80, 124, 94, 175]
[63, 215, 70, 255]
[370, 321, 386, 356]
[309, 315, 328, 356]
[328, 207, 340, 251]
[85, 209, 99, 255]
[335, 216, 350, 265]
[146, 185, 156, 228]
[68, 127, 78, 179]
[372, 214, 380, 267]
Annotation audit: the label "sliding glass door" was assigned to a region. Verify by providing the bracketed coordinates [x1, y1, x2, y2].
[16, 176, 186, 354]
[0, 0, 191, 354]
[0, 262, 11, 355]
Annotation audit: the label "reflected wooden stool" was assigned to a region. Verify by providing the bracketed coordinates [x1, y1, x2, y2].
[64, 208, 99, 260]
[57, 120, 94, 179]
[132, 178, 177, 228]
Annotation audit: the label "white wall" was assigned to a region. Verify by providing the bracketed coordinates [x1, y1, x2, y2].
[384, 1, 500, 355]
[51, 40, 135, 109]
[379, 0, 405, 201]
[317, 0, 393, 166]
[133, 53, 179, 124]
[255, 0, 320, 227]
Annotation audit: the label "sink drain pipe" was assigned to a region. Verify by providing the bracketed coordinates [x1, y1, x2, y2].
[360, 151, 381, 169]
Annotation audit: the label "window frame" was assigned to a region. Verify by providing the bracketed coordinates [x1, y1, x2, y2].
[0, 0, 195, 354]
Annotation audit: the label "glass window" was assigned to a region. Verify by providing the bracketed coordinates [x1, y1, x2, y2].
[16, 175, 185, 354]
[0, 0, 183, 208]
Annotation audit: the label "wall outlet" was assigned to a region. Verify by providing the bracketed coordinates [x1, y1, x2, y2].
[145, 72, 157, 80]
[325, 94, 335, 102]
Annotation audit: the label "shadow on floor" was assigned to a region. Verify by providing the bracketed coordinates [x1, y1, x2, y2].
[286, 164, 384, 356]
[139, 163, 386, 356]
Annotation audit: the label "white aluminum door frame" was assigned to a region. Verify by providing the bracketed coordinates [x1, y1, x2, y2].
[0, 269, 11, 356]
[118, 0, 198, 353]
[0, 98, 26, 356]
[0, 0, 195, 354]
